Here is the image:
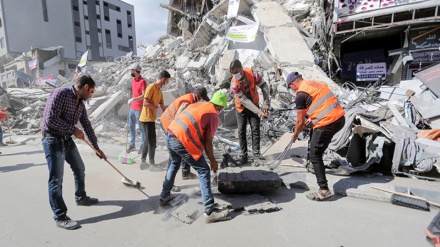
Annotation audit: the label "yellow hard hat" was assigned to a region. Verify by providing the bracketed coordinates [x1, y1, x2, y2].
[209, 91, 228, 108]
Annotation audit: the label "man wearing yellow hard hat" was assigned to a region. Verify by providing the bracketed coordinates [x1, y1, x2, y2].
[159, 90, 231, 223]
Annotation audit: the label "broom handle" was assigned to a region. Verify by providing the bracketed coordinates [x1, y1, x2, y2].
[371, 186, 440, 207]
[82, 139, 130, 180]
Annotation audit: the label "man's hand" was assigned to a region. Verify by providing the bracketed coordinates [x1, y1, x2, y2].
[73, 127, 84, 140]
[291, 133, 298, 143]
[258, 110, 268, 119]
[127, 98, 134, 104]
[305, 118, 312, 126]
[95, 149, 107, 160]
[262, 104, 270, 114]
[210, 160, 219, 173]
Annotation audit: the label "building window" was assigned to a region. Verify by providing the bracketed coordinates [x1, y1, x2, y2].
[96, 0, 99, 4]
[97, 14, 101, 19]
[127, 10, 132, 29]
[83, 0, 87, 4]
[73, 5, 79, 11]
[104, 16, 109, 21]
[0, 37, 5, 48]
[105, 29, 111, 48]
[0, 18, 2, 28]
[97, 28, 101, 33]
[76, 51, 83, 59]
[86, 30, 90, 34]
[116, 19, 122, 38]
[42, 0, 49, 22]
[116, 6, 120, 12]
[76, 37, 82, 43]
[74, 21, 80, 27]
[103, 2, 108, 7]
[85, 15, 88, 20]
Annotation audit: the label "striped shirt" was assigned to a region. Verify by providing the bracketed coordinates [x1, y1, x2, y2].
[41, 86, 99, 149]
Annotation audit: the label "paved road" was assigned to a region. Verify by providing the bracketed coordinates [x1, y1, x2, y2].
[0, 141, 437, 247]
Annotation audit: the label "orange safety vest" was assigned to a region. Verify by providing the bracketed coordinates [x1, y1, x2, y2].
[160, 93, 195, 130]
[232, 68, 259, 113]
[168, 102, 218, 161]
[297, 80, 345, 129]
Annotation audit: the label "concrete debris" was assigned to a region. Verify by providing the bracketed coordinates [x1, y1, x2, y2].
[2, 0, 439, 193]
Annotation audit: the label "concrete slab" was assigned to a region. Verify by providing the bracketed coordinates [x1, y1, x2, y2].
[89, 91, 124, 121]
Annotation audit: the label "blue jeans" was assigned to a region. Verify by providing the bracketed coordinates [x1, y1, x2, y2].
[129, 109, 145, 148]
[161, 134, 214, 214]
[42, 136, 87, 220]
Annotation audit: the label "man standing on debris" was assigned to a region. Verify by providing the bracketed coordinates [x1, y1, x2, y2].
[229, 59, 269, 165]
[286, 72, 345, 201]
[127, 64, 147, 154]
[160, 86, 210, 179]
[139, 70, 170, 169]
[160, 91, 230, 223]
[0, 108, 10, 147]
[41, 75, 107, 230]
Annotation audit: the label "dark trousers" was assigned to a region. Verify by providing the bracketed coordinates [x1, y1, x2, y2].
[236, 108, 261, 157]
[309, 116, 345, 190]
[141, 122, 156, 164]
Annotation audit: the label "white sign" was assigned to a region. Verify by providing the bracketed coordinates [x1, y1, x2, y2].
[227, 0, 240, 19]
[226, 24, 258, 43]
[28, 59, 38, 70]
[77, 50, 89, 67]
[356, 62, 387, 81]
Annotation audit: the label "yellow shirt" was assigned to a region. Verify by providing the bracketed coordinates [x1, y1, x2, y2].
[139, 83, 163, 122]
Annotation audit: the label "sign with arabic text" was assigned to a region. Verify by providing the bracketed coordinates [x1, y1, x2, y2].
[356, 63, 387, 81]
[409, 26, 440, 51]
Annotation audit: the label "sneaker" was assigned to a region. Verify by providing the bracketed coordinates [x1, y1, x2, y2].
[204, 209, 230, 223]
[159, 195, 175, 206]
[140, 160, 149, 170]
[171, 185, 181, 192]
[55, 215, 80, 230]
[76, 196, 99, 206]
[126, 145, 136, 153]
[182, 173, 191, 180]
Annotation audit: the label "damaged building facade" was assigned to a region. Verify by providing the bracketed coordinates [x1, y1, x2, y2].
[1, 0, 440, 187]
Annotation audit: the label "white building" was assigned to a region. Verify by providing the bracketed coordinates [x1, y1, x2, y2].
[0, 0, 136, 67]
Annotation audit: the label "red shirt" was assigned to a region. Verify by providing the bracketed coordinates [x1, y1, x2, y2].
[0, 109, 6, 120]
[131, 77, 147, 111]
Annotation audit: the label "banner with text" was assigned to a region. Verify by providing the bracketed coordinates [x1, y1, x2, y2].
[356, 63, 387, 81]
[226, 23, 258, 43]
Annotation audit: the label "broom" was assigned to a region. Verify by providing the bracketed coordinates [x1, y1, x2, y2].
[83, 139, 141, 188]
[371, 186, 440, 211]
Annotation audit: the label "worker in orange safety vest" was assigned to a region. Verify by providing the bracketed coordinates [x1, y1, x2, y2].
[160, 86, 210, 181]
[287, 71, 345, 202]
[229, 59, 270, 166]
[159, 91, 231, 223]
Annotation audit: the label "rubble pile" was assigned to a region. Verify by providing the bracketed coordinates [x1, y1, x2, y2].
[0, 0, 439, 181]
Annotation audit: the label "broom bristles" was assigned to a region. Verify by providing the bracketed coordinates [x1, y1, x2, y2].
[391, 194, 430, 211]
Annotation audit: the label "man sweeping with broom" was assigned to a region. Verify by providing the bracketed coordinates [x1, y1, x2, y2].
[41, 75, 107, 230]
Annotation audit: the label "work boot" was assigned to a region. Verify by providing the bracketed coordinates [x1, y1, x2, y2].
[236, 156, 248, 166]
[182, 172, 191, 180]
[159, 195, 175, 206]
[126, 145, 136, 153]
[76, 196, 99, 206]
[204, 209, 231, 223]
[140, 159, 149, 170]
[55, 215, 80, 230]
[137, 145, 143, 154]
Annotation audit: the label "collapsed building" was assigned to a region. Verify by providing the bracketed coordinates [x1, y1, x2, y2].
[0, 0, 439, 182]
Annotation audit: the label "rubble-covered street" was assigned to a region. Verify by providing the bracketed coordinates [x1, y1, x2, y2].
[1, 0, 440, 245]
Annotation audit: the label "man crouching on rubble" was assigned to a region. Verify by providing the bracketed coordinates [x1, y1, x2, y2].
[41, 75, 106, 230]
[159, 91, 231, 223]
[286, 72, 345, 201]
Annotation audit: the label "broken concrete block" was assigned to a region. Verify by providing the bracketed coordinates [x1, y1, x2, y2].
[166, 37, 183, 50]
[187, 55, 207, 70]
[218, 170, 282, 194]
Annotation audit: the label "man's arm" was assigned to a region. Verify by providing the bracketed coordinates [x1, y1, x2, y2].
[132, 90, 145, 101]
[204, 135, 218, 172]
[255, 72, 270, 112]
[79, 109, 106, 160]
[292, 109, 307, 142]
[231, 82, 266, 117]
